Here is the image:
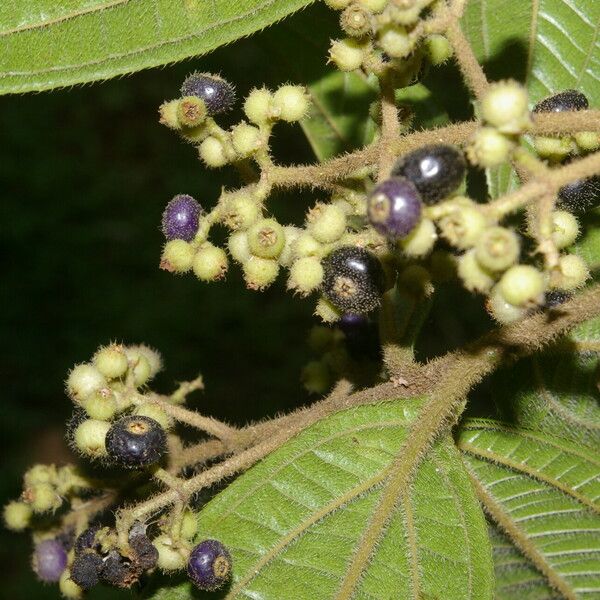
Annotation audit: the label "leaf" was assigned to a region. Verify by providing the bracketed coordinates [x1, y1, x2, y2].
[0, 0, 315, 95]
[461, 0, 600, 197]
[458, 419, 600, 599]
[146, 398, 493, 600]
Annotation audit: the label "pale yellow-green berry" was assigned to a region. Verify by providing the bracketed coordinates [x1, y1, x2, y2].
[248, 218, 286, 259]
[24, 464, 56, 487]
[340, 4, 373, 37]
[227, 230, 251, 264]
[549, 254, 589, 290]
[153, 535, 190, 571]
[498, 265, 545, 307]
[487, 285, 527, 324]
[59, 570, 83, 599]
[288, 257, 324, 296]
[3, 501, 33, 531]
[81, 390, 118, 421]
[574, 131, 600, 152]
[94, 344, 128, 379]
[179, 510, 199, 540]
[329, 38, 369, 71]
[307, 203, 347, 243]
[424, 34, 453, 65]
[126, 345, 162, 380]
[533, 135, 574, 161]
[244, 88, 273, 125]
[389, 4, 421, 25]
[221, 189, 261, 230]
[131, 355, 152, 386]
[160, 240, 194, 273]
[272, 85, 310, 122]
[458, 249, 495, 293]
[158, 100, 181, 130]
[231, 122, 261, 156]
[193, 244, 228, 281]
[440, 205, 487, 249]
[466, 127, 514, 167]
[133, 404, 173, 431]
[243, 256, 280, 290]
[480, 80, 531, 134]
[74, 419, 110, 459]
[66, 364, 107, 404]
[198, 136, 228, 167]
[325, 0, 352, 9]
[399, 218, 437, 257]
[176, 96, 207, 128]
[314, 297, 341, 323]
[551, 210, 579, 249]
[301, 360, 331, 395]
[377, 24, 412, 58]
[279, 226, 302, 268]
[292, 232, 322, 259]
[26, 482, 61, 513]
[474, 226, 520, 272]
[358, 0, 388, 13]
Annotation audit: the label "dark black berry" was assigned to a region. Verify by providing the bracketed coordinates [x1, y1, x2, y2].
[557, 175, 600, 213]
[545, 290, 572, 308]
[338, 314, 381, 362]
[392, 144, 466, 205]
[70, 550, 103, 590]
[322, 247, 385, 314]
[130, 533, 159, 571]
[105, 415, 167, 469]
[181, 73, 235, 115]
[188, 539, 232, 591]
[74, 525, 100, 555]
[367, 177, 422, 238]
[533, 90, 589, 113]
[33, 539, 68, 582]
[162, 194, 202, 241]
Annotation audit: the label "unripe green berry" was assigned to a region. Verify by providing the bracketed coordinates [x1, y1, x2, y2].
[574, 131, 600, 152]
[176, 96, 207, 127]
[199, 136, 228, 168]
[340, 5, 373, 37]
[231, 122, 261, 156]
[467, 127, 514, 167]
[487, 284, 527, 324]
[66, 364, 107, 404]
[93, 345, 128, 379]
[24, 464, 56, 487]
[126, 345, 162, 380]
[3, 501, 33, 530]
[81, 389, 118, 421]
[227, 230, 251, 263]
[458, 249, 495, 293]
[243, 256, 279, 290]
[378, 24, 412, 58]
[160, 240, 194, 273]
[180, 510, 199, 540]
[292, 232, 322, 258]
[59, 570, 83, 600]
[26, 483, 61, 513]
[222, 190, 261, 230]
[279, 226, 302, 267]
[158, 100, 181, 130]
[307, 203, 347, 243]
[480, 80, 531, 134]
[154, 535, 190, 571]
[131, 354, 152, 386]
[314, 297, 342, 323]
[498, 265, 545, 307]
[550, 254, 589, 290]
[74, 419, 110, 459]
[474, 226, 520, 271]
[389, 4, 421, 25]
[399, 218, 437, 257]
[424, 34, 453, 65]
[440, 205, 487, 249]
[193, 244, 228, 281]
[244, 88, 273, 125]
[329, 38, 369, 71]
[325, 0, 352, 8]
[133, 404, 173, 431]
[272, 85, 310, 122]
[533, 135, 574, 160]
[551, 210, 579, 249]
[301, 360, 331, 395]
[288, 257, 325, 296]
[358, 0, 387, 12]
[247, 218, 286, 259]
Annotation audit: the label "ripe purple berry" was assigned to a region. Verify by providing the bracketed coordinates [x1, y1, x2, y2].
[181, 73, 236, 115]
[392, 144, 466, 205]
[367, 177, 422, 238]
[533, 90, 588, 113]
[322, 247, 385, 314]
[162, 194, 202, 241]
[558, 175, 600, 213]
[33, 539, 68, 583]
[188, 539, 232, 591]
[106, 415, 167, 469]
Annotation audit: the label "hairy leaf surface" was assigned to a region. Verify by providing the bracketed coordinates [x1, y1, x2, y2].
[147, 398, 493, 600]
[459, 419, 600, 599]
[0, 0, 314, 94]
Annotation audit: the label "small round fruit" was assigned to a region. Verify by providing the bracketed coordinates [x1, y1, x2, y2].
[66, 364, 107, 404]
[533, 90, 589, 113]
[3, 501, 32, 531]
[378, 24, 412, 58]
[392, 144, 466, 205]
[154, 535, 189, 571]
[307, 203, 347, 243]
[340, 4, 372, 37]
[106, 415, 167, 468]
[480, 80, 530, 133]
[467, 127, 514, 167]
[457, 249, 495, 293]
[181, 73, 235, 115]
[176, 96, 207, 127]
[93, 345, 128, 379]
[247, 218, 285, 259]
[188, 540, 232, 591]
[399, 218, 437, 257]
[161, 194, 202, 242]
[322, 246, 385, 314]
[498, 265, 545, 307]
[244, 88, 272, 124]
[551, 210, 579, 249]
[487, 285, 527, 324]
[272, 85, 310, 122]
[440, 205, 487, 249]
[160, 240, 195, 273]
[367, 177, 422, 238]
[199, 136, 228, 167]
[33, 539, 68, 582]
[74, 419, 110, 459]
[338, 313, 381, 361]
[70, 551, 103, 590]
[301, 360, 332, 394]
[59, 570, 83, 600]
[557, 175, 600, 214]
[192, 244, 228, 281]
[242, 256, 279, 290]
[474, 226, 520, 271]
[288, 256, 324, 296]
[329, 38, 369, 71]
[549, 254, 589, 290]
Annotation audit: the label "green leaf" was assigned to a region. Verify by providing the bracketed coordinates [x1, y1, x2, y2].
[462, 0, 600, 197]
[459, 419, 600, 599]
[0, 0, 315, 95]
[147, 398, 493, 599]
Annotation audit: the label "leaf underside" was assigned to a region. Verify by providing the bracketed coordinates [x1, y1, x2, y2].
[146, 398, 493, 600]
[0, 0, 315, 94]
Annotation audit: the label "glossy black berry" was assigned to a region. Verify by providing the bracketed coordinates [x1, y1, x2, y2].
[70, 550, 103, 590]
[338, 313, 381, 362]
[367, 177, 422, 238]
[392, 144, 466, 205]
[181, 73, 235, 115]
[162, 194, 202, 241]
[557, 175, 600, 213]
[106, 415, 167, 469]
[188, 539, 232, 591]
[533, 90, 588, 113]
[322, 247, 385, 314]
[33, 539, 68, 582]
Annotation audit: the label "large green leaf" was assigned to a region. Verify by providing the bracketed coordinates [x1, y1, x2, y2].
[459, 419, 600, 599]
[147, 398, 493, 600]
[0, 0, 314, 95]
[462, 0, 600, 197]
